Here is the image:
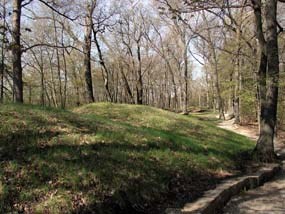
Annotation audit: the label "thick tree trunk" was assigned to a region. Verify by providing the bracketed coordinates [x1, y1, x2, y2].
[12, 0, 23, 103]
[252, 0, 279, 162]
[253, 0, 279, 161]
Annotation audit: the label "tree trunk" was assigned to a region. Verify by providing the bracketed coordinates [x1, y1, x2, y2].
[47, 51, 58, 107]
[183, 36, 189, 114]
[119, 63, 134, 103]
[93, 31, 112, 101]
[39, 50, 45, 106]
[233, 60, 241, 124]
[233, 27, 242, 124]
[212, 59, 225, 120]
[61, 27, 68, 108]
[62, 50, 68, 108]
[136, 41, 143, 105]
[253, 0, 279, 161]
[165, 61, 178, 110]
[83, 3, 95, 103]
[28, 85, 32, 104]
[40, 69, 45, 106]
[12, 0, 23, 103]
[45, 86, 51, 107]
[0, 0, 6, 103]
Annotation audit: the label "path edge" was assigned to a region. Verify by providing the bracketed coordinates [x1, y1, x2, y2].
[165, 163, 282, 214]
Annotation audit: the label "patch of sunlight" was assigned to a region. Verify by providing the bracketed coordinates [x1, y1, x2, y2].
[0, 181, 3, 197]
[35, 191, 73, 214]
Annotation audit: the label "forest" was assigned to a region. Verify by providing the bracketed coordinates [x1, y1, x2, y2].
[0, 0, 285, 213]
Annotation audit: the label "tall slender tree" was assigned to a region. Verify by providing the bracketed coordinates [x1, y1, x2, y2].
[11, 0, 23, 103]
[83, 0, 96, 103]
[0, 0, 7, 103]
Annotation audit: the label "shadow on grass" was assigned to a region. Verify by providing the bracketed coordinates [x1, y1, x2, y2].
[0, 142, 219, 214]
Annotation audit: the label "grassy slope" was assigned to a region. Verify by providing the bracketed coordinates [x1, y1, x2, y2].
[0, 103, 254, 213]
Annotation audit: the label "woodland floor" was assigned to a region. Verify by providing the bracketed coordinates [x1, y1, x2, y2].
[0, 103, 255, 214]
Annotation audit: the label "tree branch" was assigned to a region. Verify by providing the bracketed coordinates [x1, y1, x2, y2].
[37, 0, 79, 21]
[22, 43, 82, 53]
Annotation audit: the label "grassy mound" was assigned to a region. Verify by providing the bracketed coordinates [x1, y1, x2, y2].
[0, 103, 254, 213]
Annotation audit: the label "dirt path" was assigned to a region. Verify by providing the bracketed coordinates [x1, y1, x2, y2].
[218, 119, 259, 141]
[219, 119, 285, 214]
[218, 119, 284, 153]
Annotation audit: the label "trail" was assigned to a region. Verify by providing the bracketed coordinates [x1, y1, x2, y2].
[218, 119, 285, 214]
[218, 119, 259, 141]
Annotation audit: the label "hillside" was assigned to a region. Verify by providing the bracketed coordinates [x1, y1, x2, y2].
[0, 103, 254, 213]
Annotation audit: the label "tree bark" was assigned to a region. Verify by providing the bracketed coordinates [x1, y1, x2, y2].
[83, 2, 95, 103]
[0, 0, 6, 103]
[253, 0, 279, 161]
[136, 40, 143, 105]
[11, 0, 23, 103]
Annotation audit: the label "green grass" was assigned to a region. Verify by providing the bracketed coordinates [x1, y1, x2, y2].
[0, 103, 254, 213]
